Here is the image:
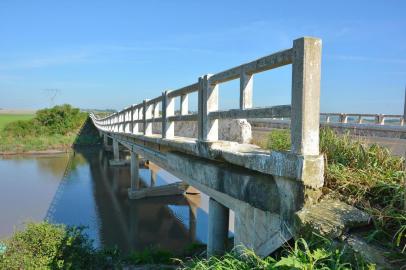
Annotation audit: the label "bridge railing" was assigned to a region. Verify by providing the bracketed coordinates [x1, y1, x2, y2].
[92, 37, 322, 156]
[321, 113, 404, 126]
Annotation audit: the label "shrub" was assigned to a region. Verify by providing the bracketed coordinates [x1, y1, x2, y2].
[2, 104, 87, 137]
[0, 222, 119, 269]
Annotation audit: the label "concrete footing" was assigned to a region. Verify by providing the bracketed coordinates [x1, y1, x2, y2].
[207, 197, 229, 257]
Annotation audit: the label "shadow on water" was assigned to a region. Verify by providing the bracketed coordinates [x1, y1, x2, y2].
[42, 119, 211, 254]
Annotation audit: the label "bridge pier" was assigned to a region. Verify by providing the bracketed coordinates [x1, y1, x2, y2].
[207, 198, 229, 257]
[129, 151, 140, 194]
[109, 138, 130, 166]
[103, 133, 109, 148]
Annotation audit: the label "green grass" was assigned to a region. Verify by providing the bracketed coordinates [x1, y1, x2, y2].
[0, 114, 34, 130]
[264, 128, 406, 254]
[181, 236, 373, 270]
[0, 105, 90, 153]
[1, 222, 374, 270]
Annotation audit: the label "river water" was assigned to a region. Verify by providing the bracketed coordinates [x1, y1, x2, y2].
[0, 147, 233, 254]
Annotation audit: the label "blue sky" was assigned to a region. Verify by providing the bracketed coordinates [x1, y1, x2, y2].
[0, 0, 405, 113]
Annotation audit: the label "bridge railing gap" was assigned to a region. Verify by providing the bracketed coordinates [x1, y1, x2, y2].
[90, 37, 326, 257]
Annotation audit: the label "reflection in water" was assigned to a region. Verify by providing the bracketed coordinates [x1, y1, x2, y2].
[0, 154, 70, 237]
[0, 147, 233, 254]
[46, 147, 217, 254]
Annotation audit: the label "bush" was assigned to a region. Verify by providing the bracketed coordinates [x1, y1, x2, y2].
[2, 104, 87, 137]
[0, 222, 119, 269]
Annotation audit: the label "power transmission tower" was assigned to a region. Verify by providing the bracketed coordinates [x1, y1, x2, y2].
[43, 89, 60, 107]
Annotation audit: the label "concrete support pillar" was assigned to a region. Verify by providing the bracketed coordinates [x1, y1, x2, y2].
[198, 74, 219, 141]
[207, 197, 229, 257]
[113, 139, 119, 161]
[290, 37, 322, 156]
[162, 90, 175, 139]
[130, 151, 140, 192]
[150, 170, 156, 187]
[180, 94, 189, 115]
[103, 134, 108, 148]
[240, 67, 253, 109]
[189, 205, 197, 242]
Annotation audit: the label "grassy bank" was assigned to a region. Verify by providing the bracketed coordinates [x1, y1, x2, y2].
[266, 129, 406, 254]
[0, 222, 374, 269]
[0, 105, 97, 154]
[0, 114, 35, 130]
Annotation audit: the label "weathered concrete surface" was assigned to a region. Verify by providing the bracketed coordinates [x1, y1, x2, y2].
[109, 159, 130, 166]
[128, 182, 189, 199]
[151, 119, 252, 144]
[166, 151, 281, 212]
[90, 37, 324, 257]
[294, 199, 371, 238]
[291, 37, 321, 156]
[344, 234, 397, 270]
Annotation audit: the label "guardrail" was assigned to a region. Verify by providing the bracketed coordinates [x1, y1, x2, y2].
[91, 37, 322, 156]
[320, 113, 404, 126]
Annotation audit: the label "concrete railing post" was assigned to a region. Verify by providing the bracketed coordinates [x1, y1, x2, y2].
[403, 86, 406, 125]
[143, 100, 152, 135]
[162, 90, 175, 139]
[113, 139, 119, 161]
[130, 106, 134, 133]
[153, 102, 160, 118]
[340, 113, 348, 124]
[357, 115, 363, 124]
[180, 94, 189, 115]
[130, 151, 140, 192]
[198, 74, 218, 141]
[290, 37, 322, 156]
[207, 197, 229, 257]
[133, 108, 139, 133]
[240, 67, 253, 109]
[376, 114, 384, 125]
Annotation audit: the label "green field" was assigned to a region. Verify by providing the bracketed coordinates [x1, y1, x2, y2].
[0, 114, 35, 130]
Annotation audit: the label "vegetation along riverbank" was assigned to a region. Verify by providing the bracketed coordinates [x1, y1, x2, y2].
[0, 104, 100, 154]
[0, 128, 404, 269]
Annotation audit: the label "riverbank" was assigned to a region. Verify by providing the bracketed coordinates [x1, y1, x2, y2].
[0, 222, 374, 269]
[0, 105, 100, 155]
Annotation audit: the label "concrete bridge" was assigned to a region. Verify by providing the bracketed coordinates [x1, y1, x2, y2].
[90, 37, 324, 257]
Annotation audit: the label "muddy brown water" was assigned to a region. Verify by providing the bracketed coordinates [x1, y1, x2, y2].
[0, 147, 233, 254]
